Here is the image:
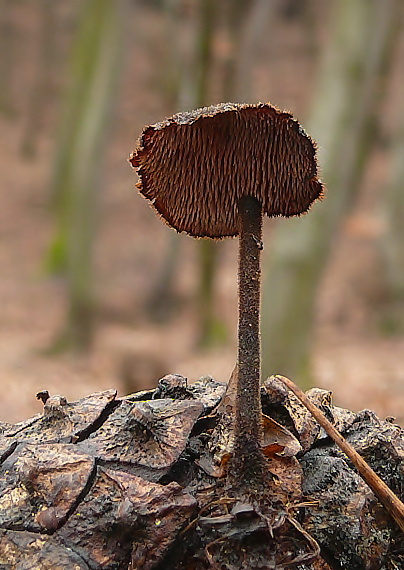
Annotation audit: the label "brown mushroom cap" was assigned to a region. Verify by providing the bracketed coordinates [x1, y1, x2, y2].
[130, 102, 323, 238]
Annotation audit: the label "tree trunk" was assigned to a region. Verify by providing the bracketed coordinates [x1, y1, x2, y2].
[20, 0, 57, 158]
[0, 0, 17, 118]
[46, 0, 125, 350]
[261, 0, 400, 387]
[233, 0, 275, 102]
[380, 35, 404, 332]
[144, 0, 188, 324]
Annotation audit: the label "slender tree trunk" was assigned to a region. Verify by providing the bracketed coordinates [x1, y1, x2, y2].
[195, 0, 223, 347]
[146, 0, 221, 338]
[220, 0, 248, 101]
[233, 0, 275, 102]
[261, 0, 400, 387]
[380, 47, 404, 331]
[145, 0, 196, 324]
[20, 0, 56, 158]
[145, 231, 183, 323]
[46, 0, 125, 350]
[382, 116, 404, 300]
[0, 0, 16, 118]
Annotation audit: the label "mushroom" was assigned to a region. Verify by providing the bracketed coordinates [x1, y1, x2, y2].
[129, 102, 323, 494]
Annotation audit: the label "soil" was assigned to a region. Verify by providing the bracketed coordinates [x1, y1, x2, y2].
[1, 1, 404, 425]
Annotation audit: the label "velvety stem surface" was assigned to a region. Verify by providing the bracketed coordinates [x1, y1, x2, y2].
[230, 195, 265, 487]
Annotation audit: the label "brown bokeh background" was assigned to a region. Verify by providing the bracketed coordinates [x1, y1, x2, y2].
[1, 0, 404, 424]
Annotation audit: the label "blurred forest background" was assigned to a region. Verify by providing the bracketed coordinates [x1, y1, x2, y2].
[1, 0, 404, 424]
